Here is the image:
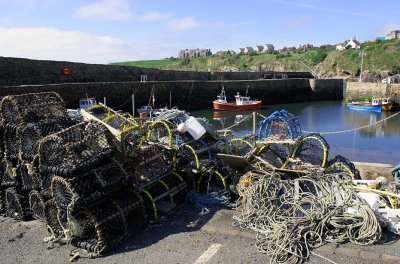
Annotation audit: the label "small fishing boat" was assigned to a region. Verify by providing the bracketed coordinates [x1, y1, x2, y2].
[137, 105, 155, 114]
[346, 98, 382, 112]
[213, 86, 262, 111]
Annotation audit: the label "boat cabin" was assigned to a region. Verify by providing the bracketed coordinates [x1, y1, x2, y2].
[235, 92, 253, 105]
[79, 98, 97, 109]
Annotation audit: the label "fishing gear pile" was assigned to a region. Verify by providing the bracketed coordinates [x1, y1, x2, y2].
[230, 110, 384, 264]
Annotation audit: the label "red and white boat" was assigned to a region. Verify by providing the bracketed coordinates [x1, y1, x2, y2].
[213, 86, 262, 111]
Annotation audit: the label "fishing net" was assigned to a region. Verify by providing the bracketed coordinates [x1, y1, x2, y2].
[19, 120, 76, 162]
[69, 186, 146, 256]
[325, 155, 361, 179]
[0, 92, 66, 125]
[18, 162, 41, 192]
[29, 190, 46, 221]
[197, 167, 228, 194]
[227, 138, 254, 156]
[3, 124, 20, 164]
[38, 121, 114, 177]
[5, 187, 30, 220]
[133, 144, 173, 187]
[258, 110, 302, 141]
[287, 133, 330, 168]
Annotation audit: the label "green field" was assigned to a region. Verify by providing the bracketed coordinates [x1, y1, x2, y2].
[112, 39, 400, 76]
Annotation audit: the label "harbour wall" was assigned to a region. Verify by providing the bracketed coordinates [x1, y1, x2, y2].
[345, 81, 400, 102]
[0, 56, 313, 86]
[0, 79, 343, 111]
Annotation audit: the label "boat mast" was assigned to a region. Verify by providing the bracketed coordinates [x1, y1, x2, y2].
[246, 84, 249, 97]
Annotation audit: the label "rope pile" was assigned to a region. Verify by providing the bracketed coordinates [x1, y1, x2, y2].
[234, 169, 381, 264]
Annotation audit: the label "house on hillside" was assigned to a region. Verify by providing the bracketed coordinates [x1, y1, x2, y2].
[178, 48, 212, 58]
[244, 47, 255, 53]
[346, 39, 361, 49]
[386, 30, 400, 40]
[336, 38, 361, 51]
[255, 44, 274, 53]
[299, 43, 313, 51]
[238, 48, 245, 54]
[255, 45, 264, 53]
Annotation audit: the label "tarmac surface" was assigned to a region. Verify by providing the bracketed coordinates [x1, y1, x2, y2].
[1, 205, 400, 264]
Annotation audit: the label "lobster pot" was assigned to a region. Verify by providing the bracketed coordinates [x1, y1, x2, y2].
[3, 124, 20, 165]
[0, 92, 66, 126]
[5, 187, 30, 220]
[325, 155, 361, 179]
[51, 161, 131, 210]
[19, 120, 76, 162]
[133, 144, 173, 187]
[70, 187, 146, 256]
[0, 158, 21, 190]
[141, 173, 187, 222]
[44, 199, 67, 238]
[287, 133, 330, 169]
[258, 110, 302, 141]
[29, 190, 46, 222]
[18, 162, 41, 192]
[256, 143, 293, 169]
[38, 121, 114, 177]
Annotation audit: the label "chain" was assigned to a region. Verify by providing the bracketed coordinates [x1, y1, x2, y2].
[255, 111, 400, 135]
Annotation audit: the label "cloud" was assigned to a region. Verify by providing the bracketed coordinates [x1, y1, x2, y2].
[75, 0, 132, 21]
[0, 26, 142, 63]
[138, 11, 173, 22]
[374, 23, 400, 37]
[282, 16, 313, 28]
[167, 17, 200, 31]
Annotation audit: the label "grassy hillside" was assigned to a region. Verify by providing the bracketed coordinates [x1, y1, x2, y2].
[113, 39, 400, 77]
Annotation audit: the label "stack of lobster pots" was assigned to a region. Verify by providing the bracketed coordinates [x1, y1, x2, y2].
[0, 92, 72, 220]
[37, 121, 146, 256]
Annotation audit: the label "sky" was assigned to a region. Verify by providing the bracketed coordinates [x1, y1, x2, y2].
[0, 0, 399, 64]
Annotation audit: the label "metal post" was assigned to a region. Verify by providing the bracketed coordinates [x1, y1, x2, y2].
[253, 111, 257, 135]
[103, 97, 106, 106]
[132, 94, 135, 117]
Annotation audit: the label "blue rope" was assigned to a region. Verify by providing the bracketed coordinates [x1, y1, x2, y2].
[187, 190, 233, 214]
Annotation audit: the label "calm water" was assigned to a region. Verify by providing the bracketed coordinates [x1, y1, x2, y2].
[192, 101, 400, 165]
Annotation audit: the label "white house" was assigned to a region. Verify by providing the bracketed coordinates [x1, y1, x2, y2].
[386, 30, 400, 40]
[346, 39, 361, 49]
[255, 44, 275, 53]
[238, 48, 245, 54]
[336, 43, 346, 51]
[244, 47, 255, 53]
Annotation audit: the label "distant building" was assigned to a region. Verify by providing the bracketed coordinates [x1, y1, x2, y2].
[335, 43, 346, 51]
[238, 48, 245, 54]
[244, 47, 255, 53]
[299, 43, 313, 51]
[386, 30, 400, 40]
[336, 38, 361, 51]
[346, 38, 361, 49]
[178, 48, 212, 59]
[255, 44, 275, 53]
[215, 50, 236, 56]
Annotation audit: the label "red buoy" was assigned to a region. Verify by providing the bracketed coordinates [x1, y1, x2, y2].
[62, 67, 71, 75]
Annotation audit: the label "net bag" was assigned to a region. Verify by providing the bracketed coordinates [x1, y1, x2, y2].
[0, 92, 66, 126]
[38, 121, 114, 177]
